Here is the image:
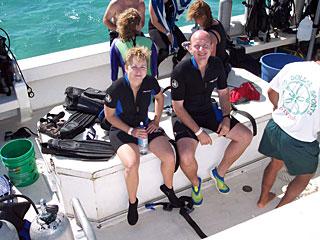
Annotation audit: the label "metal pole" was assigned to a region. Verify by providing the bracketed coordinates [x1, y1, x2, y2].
[306, 0, 320, 60]
[71, 198, 97, 240]
[218, 0, 232, 34]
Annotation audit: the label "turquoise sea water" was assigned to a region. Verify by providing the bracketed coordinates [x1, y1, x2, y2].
[0, 0, 245, 60]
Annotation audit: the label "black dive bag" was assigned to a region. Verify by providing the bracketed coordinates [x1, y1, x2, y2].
[64, 87, 106, 115]
[41, 139, 115, 160]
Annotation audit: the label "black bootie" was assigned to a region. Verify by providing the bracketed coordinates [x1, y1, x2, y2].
[160, 184, 182, 207]
[127, 198, 139, 225]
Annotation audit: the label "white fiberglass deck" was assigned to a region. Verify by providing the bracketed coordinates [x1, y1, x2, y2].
[94, 162, 320, 240]
[0, 101, 320, 240]
[31, 68, 273, 223]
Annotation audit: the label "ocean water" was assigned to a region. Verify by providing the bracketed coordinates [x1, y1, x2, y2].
[0, 0, 245, 60]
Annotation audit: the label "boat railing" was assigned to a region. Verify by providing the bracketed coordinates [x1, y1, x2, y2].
[71, 197, 97, 240]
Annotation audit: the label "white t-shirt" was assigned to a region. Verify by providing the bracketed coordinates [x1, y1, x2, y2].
[270, 61, 320, 142]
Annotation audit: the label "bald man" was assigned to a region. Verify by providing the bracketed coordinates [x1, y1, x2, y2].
[102, 0, 145, 45]
[171, 30, 252, 204]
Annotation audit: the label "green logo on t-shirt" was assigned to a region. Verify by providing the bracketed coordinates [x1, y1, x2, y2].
[282, 74, 317, 116]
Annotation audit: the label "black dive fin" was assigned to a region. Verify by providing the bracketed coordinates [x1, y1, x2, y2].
[60, 112, 96, 139]
[41, 139, 115, 160]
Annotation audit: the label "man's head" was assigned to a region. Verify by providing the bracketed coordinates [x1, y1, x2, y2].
[188, 30, 212, 66]
[117, 8, 141, 41]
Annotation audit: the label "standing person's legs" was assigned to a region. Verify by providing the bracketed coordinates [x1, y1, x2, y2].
[257, 119, 319, 208]
[149, 28, 170, 66]
[277, 173, 314, 208]
[172, 25, 188, 61]
[257, 158, 284, 208]
[117, 143, 140, 225]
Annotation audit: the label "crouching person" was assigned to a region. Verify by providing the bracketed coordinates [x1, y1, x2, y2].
[104, 47, 180, 225]
[257, 53, 320, 208]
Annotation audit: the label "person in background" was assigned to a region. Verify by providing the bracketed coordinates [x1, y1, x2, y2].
[110, 8, 157, 81]
[257, 50, 320, 208]
[105, 47, 181, 226]
[187, 0, 231, 75]
[103, 0, 145, 45]
[148, 0, 191, 68]
[171, 30, 252, 205]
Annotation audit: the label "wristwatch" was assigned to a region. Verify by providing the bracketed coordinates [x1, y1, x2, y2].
[165, 31, 171, 36]
[223, 114, 230, 119]
[128, 127, 134, 135]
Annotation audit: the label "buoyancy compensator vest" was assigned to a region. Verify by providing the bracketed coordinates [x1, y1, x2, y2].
[268, 0, 295, 31]
[244, 0, 270, 40]
[0, 28, 34, 98]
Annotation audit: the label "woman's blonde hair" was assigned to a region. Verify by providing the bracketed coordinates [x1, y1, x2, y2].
[187, 0, 213, 29]
[117, 8, 141, 41]
[125, 46, 150, 66]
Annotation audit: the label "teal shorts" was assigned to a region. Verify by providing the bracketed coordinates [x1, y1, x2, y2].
[259, 119, 319, 176]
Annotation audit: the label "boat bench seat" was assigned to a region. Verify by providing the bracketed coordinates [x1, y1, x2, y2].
[38, 68, 273, 223]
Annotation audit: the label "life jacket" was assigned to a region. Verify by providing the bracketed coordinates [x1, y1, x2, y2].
[114, 36, 155, 77]
[244, 0, 270, 39]
[268, 0, 295, 30]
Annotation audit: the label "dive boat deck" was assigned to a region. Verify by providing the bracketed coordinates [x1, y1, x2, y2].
[1, 127, 319, 239]
[95, 162, 320, 240]
[1, 67, 320, 239]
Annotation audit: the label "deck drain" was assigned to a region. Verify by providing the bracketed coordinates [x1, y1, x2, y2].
[242, 185, 252, 192]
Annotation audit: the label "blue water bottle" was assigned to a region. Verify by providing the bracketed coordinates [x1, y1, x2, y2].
[138, 121, 148, 155]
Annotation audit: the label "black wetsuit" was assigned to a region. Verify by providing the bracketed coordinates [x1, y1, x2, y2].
[148, 0, 187, 66]
[104, 75, 165, 151]
[109, 30, 119, 46]
[171, 56, 239, 141]
[205, 20, 231, 74]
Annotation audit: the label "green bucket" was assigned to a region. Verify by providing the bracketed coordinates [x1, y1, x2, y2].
[0, 139, 39, 187]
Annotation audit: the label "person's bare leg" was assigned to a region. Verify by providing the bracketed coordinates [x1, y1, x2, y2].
[117, 143, 140, 204]
[276, 173, 314, 208]
[150, 136, 182, 206]
[149, 136, 175, 188]
[177, 138, 199, 186]
[257, 158, 284, 208]
[216, 123, 252, 176]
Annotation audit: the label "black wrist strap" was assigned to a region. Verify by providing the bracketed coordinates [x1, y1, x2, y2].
[223, 114, 230, 119]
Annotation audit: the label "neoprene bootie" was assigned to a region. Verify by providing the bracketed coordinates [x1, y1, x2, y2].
[127, 198, 138, 225]
[160, 184, 182, 207]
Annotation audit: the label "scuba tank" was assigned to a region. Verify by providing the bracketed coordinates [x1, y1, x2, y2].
[30, 199, 74, 240]
[0, 220, 19, 240]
